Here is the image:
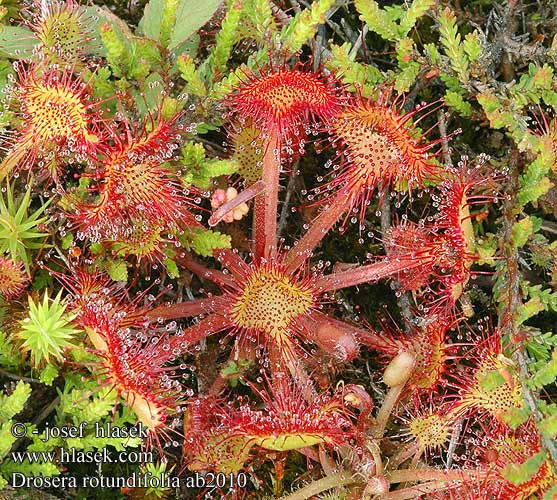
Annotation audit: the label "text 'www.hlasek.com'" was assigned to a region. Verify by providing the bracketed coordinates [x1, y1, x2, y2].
[9, 421, 248, 489]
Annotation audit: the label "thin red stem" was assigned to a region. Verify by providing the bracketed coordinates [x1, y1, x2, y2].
[316, 256, 429, 292]
[178, 253, 237, 289]
[148, 296, 228, 321]
[285, 191, 350, 272]
[254, 131, 281, 260]
[167, 313, 230, 353]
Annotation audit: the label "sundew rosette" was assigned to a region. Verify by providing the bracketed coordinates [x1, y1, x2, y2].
[0, 257, 27, 299]
[57, 267, 184, 445]
[69, 108, 199, 244]
[285, 88, 454, 272]
[148, 243, 432, 376]
[219, 65, 344, 259]
[0, 63, 102, 182]
[183, 380, 356, 473]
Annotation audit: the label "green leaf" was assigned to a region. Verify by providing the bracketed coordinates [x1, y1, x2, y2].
[518, 139, 554, 207]
[478, 369, 506, 392]
[512, 216, 534, 248]
[139, 0, 181, 46]
[138, 0, 165, 40]
[463, 31, 482, 63]
[163, 258, 180, 279]
[501, 406, 530, 430]
[394, 63, 420, 92]
[0, 60, 14, 96]
[393, 37, 420, 92]
[531, 349, 557, 388]
[326, 43, 383, 96]
[107, 260, 128, 282]
[181, 142, 239, 188]
[423, 42, 441, 64]
[543, 487, 557, 500]
[517, 297, 545, 325]
[526, 331, 557, 362]
[178, 54, 207, 97]
[18, 292, 79, 367]
[168, 0, 222, 50]
[203, 0, 243, 80]
[477, 92, 518, 130]
[87, 5, 134, 61]
[61, 233, 74, 250]
[0, 330, 22, 371]
[0, 381, 31, 421]
[0, 26, 38, 59]
[135, 73, 165, 115]
[0, 182, 51, 274]
[501, 450, 546, 485]
[182, 227, 231, 257]
[355, 0, 399, 41]
[438, 7, 468, 84]
[444, 90, 472, 117]
[539, 413, 557, 439]
[399, 0, 434, 36]
[281, 0, 335, 53]
[39, 364, 59, 386]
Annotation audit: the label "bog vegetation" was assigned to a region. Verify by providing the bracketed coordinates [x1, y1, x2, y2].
[0, 0, 556, 499]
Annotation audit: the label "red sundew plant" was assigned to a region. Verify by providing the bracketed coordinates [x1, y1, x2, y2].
[0, 63, 101, 181]
[227, 66, 343, 137]
[58, 268, 184, 441]
[324, 91, 448, 218]
[385, 158, 498, 313]
[143, 75, 513, 497]
[449, 332, 523, 423]
[69, 109, 198, 243]
[219, 65, 344, 259]
[183, 378, 357, 473]
[1, 1, 557, 497]
[0, 257, 27, 298]
[284, 90, 454, 272]
[96, 324, 184, 437]
[360, 317, 454, 393]
[148, 241, 428, 376]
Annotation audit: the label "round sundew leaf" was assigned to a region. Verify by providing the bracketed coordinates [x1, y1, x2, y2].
[189, 435, 253, 474]
[253, 433, 326, 452]
[408, 413, 450, 449]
